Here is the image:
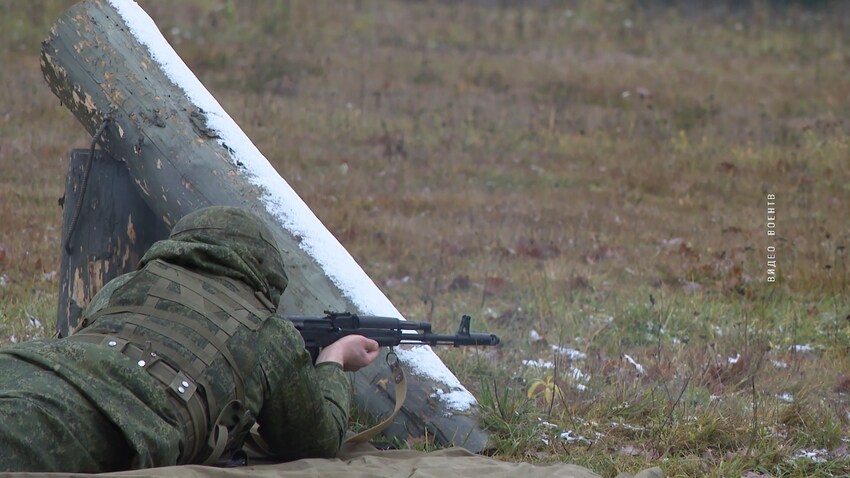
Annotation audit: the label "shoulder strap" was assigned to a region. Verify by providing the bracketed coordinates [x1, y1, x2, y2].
[202, 400, 255, 466]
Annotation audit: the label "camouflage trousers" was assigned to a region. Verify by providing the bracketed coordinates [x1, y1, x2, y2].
[0, 354, 132, 472]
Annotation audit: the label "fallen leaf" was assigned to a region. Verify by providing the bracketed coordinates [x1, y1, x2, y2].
[584, 245, 616, 264]
[0, 244, 5, 262]
[483, 276, 509, 297]
[717, 161, 737, 173]
[617, 445, 642, 457]
[682, 281, 702, 293]
[678, 242, 699, 258]
[831, 442, 849, 458]
[567, 274, 592, 290]
[516, 238, 560, 260]
[834, 373, 850, 394]
[440, 240, 465, 256]
[661, 237, 684, 248]
[447, 275, 471, 291]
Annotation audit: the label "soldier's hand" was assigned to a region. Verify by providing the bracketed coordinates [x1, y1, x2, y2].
[316, 335, 380, 372]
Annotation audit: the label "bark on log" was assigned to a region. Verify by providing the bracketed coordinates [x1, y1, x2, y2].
[57, 148, 168, 337]
[43, 0, 489, 451]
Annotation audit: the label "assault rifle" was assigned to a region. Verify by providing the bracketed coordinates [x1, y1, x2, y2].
[286, 311, 500, 360]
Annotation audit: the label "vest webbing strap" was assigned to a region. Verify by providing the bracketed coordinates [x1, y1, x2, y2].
[148, 284, 243, 336]
[97, 306, 245, 409]
[78, 260, 275, 463]
[113, 320, 220, 430]
[99, 318, 229, 465]
[202, 399, 255, 466]
[123, 316, 217, 367]
[68, 332, 210, 463]
[144, 277, 238, 337]
[117, 322, 211, 400]
[98, 305, 248, 404]
[147, 278, 257, 334]
[146, 260, 267, 329]
[80, 310, 205, 379]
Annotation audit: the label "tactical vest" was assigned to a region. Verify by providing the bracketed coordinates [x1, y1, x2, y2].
[68, 259, 276, 465]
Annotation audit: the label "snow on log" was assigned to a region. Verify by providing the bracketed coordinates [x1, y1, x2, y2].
[42, 0, 489, 450]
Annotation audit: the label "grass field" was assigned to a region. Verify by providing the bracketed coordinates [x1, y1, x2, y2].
[1, 0, 849, 476]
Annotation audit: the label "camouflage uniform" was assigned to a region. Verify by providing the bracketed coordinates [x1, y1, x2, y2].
[0, 206, 351, 472]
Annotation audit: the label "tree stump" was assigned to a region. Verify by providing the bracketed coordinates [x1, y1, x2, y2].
[57, 148, 168, 337]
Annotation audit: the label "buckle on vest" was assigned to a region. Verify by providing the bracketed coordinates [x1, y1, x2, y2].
[101, 336, 128, 351]
[169, 371, 198, 402]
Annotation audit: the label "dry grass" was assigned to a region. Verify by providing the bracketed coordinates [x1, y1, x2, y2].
[1, 0, 849, 476]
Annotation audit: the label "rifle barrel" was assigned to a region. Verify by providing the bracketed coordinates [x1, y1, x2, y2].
[398, 332, 500, 346]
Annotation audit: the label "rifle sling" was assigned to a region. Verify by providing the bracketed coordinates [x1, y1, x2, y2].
[244, 355, 407, 456]
[345, 353, 407, 444]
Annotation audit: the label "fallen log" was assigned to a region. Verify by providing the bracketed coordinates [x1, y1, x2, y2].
[43, 0, 489, 451]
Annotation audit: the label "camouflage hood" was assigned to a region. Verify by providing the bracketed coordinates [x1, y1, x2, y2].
[139, 206, 288, 306]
